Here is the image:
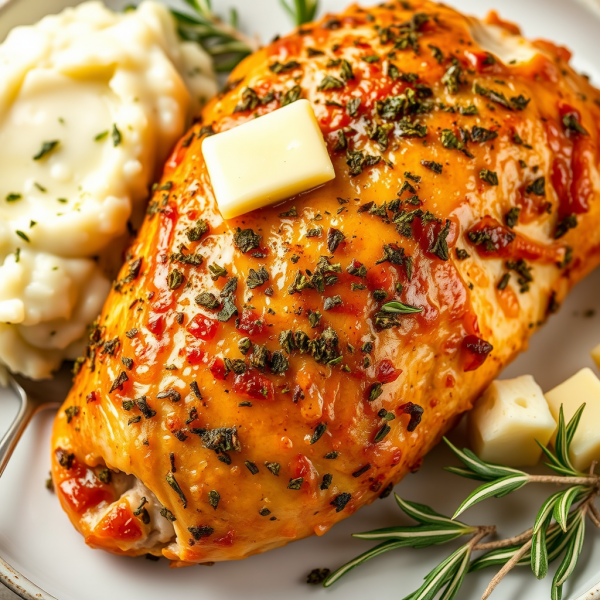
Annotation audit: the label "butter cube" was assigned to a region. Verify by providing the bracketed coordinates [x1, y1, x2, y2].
[468, 375, 557, 467]
[545, 368, 600, 471]
[591, 343, 600, 370]
[202, 99, 335, 219]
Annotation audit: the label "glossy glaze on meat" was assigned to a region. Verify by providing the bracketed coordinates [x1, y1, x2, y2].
[51, 0, 600, 564]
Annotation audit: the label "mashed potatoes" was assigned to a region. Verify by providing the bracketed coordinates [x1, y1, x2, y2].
[0, 1, 217, 379]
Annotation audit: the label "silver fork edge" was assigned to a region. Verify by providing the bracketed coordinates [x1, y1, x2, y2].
[0, 376, 59, 478]
[0, 375, 61, 599]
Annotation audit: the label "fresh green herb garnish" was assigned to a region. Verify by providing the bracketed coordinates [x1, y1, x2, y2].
[279, 0, 318, 25]
[323, 404, 599, 600]
[171, 0, 256, 73]
[380, 301, 422, 315]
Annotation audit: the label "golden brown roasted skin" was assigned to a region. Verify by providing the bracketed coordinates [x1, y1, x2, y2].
[51, 1, 600, 564]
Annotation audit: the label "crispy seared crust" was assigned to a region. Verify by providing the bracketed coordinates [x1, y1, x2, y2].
[51, 1, 600, 564]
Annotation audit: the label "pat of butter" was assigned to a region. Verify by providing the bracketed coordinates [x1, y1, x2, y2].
[202, 99, 335, 219]
[468, 375, 557, 467]
[545, 368, 600, 471]
[590, 343, 600, 370]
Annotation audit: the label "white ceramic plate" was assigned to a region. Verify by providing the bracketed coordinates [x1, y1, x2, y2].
[1, 0, 600, 599]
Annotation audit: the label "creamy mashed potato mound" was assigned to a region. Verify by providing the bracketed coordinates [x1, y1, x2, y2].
[0, 1, 217, 379]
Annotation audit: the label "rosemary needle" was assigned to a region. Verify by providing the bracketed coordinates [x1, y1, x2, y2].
[171, 0, 257, 73]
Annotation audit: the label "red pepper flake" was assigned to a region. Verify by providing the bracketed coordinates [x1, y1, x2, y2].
[214, 530, 235, 547]
[376, 359, 401, 383]
[209, 357, 228, 381]
[232, 370, 274, 401]
[186, 346, 205, 365]
[462, 334, 493, 371]
[236, 310, 266, 337]
[147, 312, 165, 335]
[188, 313, 219, 341]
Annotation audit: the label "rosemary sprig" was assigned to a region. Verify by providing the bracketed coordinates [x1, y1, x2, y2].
[279, 0, 319, 26]
[323, 404, 600, 599]
[171, 0, 258, 73]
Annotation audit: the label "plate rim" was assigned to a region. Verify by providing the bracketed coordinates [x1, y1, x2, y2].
[1, 554, 55, 600]
[0, 0, 599, 598]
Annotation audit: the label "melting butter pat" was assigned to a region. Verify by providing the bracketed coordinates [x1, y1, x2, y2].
[202, 99, 335, 219]
[545, 368, 600, 471]
[468, 375, 557, 467]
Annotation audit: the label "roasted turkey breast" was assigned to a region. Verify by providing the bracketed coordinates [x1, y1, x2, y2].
[51, 0, 600, 565]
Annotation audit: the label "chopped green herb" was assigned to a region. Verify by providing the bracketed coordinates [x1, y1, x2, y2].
[330, 492, 351, 512]
[374, 423, 391, 443]
[340, 59, 355, 81]
[166, 472, 187, 508]
[186, 219, 209, 242]
[234, 228, 261, 253]
[327, 227, 345, 253]
[167, 269, 184, 290]
[471, 126, 498, 143]
[244, 461, 259, 475]
[160, 507, 176, 522]
[64, 406, 80, 424]
[428, 44, 444, 63]
[264, 461, 281, 476]
[497, 273, 511, 290]
[279, 206, 298, 217]
[195, 292, 220, 309]
[369, 383, 383, 402]
[323, 295, 342, 310]
[33, 140, 59, 160]
[504, 207, 521, 228]
[287, 477, 304, 490]
[310, 423, 327, 444]
[441, 64, 463, 94]
[479, 169, 499, 186]
[562, 112, 588, 136]
[318, 75, 345, 91]
[526, 176, 545, 196]
[188, 525, 214, 540]
[421, 160, 442, 174]
[429, 219, 451, 261]
[216, 296, 238, 322]
[269, 350, 289, 375]
[320, 473, 333, 490]
[247, 266, 269, 289]
[208, 263, 228, 280]
[269, 60, 301, 73]
[555, 214, 577, 239]
[97, 468, 112, 484]
[111, 124, 122, 147]
[347, 97, 361, 117]
[281, 85, 302, 106]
